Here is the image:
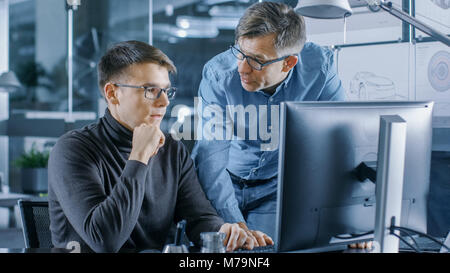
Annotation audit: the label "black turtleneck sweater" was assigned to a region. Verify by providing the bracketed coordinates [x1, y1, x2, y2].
[48, 109, 224, 253]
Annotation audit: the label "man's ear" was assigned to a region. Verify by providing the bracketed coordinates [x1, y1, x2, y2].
[104, 83, 119, 105]
[282, 55, 298, 72]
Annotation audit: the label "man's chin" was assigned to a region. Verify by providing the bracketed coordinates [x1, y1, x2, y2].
[138, 117, 161, 127]
[241, 82, 258, 92]
[145, 120, 161, 127]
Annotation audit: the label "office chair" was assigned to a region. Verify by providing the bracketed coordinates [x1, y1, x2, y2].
[17, 200, 53, 248]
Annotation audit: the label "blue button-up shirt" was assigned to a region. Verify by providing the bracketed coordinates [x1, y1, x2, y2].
[191, 42, 346, 223]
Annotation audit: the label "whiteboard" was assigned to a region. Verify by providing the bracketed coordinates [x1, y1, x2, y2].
[336, 41, 450, 128]
[337, 43, 411, 102]
[415, 42, 450, 127]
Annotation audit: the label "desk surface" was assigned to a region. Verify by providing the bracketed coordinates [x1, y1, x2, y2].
[0, 247, 443, 254]
[0, 247, 352, 254]
[0, 248, 71, 253]
[0, 193, 47, 207]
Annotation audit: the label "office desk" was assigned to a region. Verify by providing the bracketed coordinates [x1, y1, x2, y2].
[0, 246, 444, 254]
[0, 247, 362, 254]
[0, 248, 71, 253]
[0, 248, 139, 253]
[0, 193, 47, 227]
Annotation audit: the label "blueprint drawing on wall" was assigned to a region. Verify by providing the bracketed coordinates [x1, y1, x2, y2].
[416, 42, 450, 127]
[337, 43, 411, 102]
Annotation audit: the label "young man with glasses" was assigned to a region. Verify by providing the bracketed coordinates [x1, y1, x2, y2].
[48, 40, 254, 253]
[192, 2, 375, 249]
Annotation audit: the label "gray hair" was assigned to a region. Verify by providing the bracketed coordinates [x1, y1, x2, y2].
[235, 1, 306, 56]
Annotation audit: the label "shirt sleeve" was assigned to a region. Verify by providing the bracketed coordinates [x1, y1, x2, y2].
[318, 48, 346, 102]
[191, 63, 246, 224]
[174, 141, 225, 246]
[48, 134, 148, 253]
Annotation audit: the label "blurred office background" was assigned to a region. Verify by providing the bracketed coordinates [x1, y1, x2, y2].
[0, 0, 448, 248]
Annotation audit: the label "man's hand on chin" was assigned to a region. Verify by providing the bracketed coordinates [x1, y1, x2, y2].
[129, 123, 165, 164]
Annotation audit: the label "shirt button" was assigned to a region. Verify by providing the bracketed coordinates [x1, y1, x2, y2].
[269, 98, 273, 102]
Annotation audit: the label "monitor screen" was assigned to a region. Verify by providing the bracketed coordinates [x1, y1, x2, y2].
[275, 101, 433, 252]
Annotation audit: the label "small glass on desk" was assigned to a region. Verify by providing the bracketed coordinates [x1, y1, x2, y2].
[200, 232, 226, 253]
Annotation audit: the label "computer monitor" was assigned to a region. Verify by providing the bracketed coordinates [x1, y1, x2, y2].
[275, 101, 434, 252]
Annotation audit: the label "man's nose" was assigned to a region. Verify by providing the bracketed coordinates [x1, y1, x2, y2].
[238, 58, 252, 74]
[154, 91, 170, 108]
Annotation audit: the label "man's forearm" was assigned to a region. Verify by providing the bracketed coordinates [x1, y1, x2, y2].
[50, 158, 148, 253]
[81, 161, 148, 252]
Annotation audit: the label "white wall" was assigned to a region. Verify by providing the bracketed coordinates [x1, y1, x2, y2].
[0, 0, 10, 228]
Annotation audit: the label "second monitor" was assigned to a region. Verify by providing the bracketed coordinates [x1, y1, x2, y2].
[275, 101, 434, 252]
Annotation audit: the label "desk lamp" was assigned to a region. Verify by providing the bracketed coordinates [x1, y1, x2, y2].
[0, 71, 21, 93]
[295, 0, 352, 43]
[295, 0, 352, 19]
[294, 0, 450, 46]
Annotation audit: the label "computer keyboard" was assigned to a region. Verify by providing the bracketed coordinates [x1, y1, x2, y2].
[233, 236, 447, 253]
[398, 236, 445, 252]
[233, 245, 276, 253]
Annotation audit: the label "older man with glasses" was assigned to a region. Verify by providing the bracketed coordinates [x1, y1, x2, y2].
[191, 1, 358, 248]
[48, 40, 255, 253]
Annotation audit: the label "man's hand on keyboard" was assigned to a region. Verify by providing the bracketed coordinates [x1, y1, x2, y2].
[219, 223, 253, 252]
[348, 241, 373, 249]
[238, 222, 274, 248]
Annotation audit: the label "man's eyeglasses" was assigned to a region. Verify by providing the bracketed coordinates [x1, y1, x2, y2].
[230, 45, 290, 71]
[113, 83, 176, 100]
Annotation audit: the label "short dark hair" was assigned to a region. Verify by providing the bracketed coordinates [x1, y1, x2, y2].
[97, 40, 176, 97]
[235, 1, 306, 56]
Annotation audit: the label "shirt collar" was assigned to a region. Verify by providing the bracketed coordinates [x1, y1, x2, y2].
[280, 65, 295, 88]
[261, 65, 295, 98]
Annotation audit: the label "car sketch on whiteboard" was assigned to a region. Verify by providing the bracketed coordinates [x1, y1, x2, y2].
[348, 72, 403, 100]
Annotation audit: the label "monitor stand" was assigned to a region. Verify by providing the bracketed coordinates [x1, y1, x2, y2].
[372, 115, 407, 253]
